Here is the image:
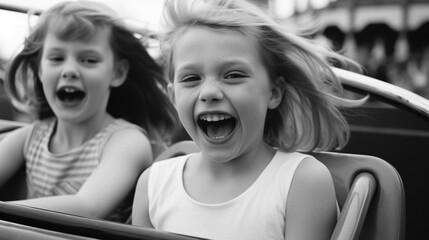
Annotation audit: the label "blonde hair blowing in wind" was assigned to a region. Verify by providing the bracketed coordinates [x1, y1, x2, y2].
[161, 0, 364, 152]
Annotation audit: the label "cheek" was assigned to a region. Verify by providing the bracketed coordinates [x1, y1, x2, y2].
[174, 91, 191, 116]
[40, 73, 56, 93]
[174, 86, 193, 106]
[232, 85, 270, 108]
[38, 64, 61, 91]
[176, 102, 192, 123]
[174, 88, 198, 131]
[231, 87, 270, 123]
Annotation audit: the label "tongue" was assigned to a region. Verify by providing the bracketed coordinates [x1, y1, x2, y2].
[206, 120, 234, 139]
[57, 91, 85, 104]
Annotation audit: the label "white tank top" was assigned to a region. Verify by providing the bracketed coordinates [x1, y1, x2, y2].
[147, 151, 309, 240]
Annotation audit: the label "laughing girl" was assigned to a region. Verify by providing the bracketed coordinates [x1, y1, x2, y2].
[0, 0, 177, 222]
[133, 0, 363, 239]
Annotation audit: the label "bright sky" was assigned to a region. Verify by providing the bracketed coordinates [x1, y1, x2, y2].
[274, 0, 330, 18]
[0, 0, 330, 59]
[0, 0, 166, 59]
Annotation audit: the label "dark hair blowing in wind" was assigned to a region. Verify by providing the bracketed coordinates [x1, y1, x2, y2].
[6, 0, 179, 142]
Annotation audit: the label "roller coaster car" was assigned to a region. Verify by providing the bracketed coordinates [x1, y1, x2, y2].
[2, 68, 423, 239]
[1, 3, 428, 239]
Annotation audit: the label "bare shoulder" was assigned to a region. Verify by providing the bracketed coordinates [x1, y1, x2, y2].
[107, 127, 150, 146]
[135, 167, 152, 192]
[285, 155, 337, 240]
[0, 124, 33, 153]
[289, 156, 336, 203]
[0, 124, 33, 183]
[102, 127, 152, 164]
[139, 165, 152, 181]
[1, 124, 33, 141]
[294, 156, 333, 187]
[132, 166, 154, 227]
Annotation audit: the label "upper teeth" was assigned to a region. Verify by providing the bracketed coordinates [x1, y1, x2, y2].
[200, 114, 231, 122]
[61, 87, 79, 93]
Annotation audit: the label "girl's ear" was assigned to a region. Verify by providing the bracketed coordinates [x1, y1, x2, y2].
[167, 83, 176, 106]
[110, 59, 129, 87]
[38, 66, 43, 81]
[268, 76, 284, 109]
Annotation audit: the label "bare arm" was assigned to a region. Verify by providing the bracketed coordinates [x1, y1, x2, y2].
[132, 167, 154, 228]
[10, 128, 152, 219]
[284, 157, 337, 240]
[0, 126, 30, 187]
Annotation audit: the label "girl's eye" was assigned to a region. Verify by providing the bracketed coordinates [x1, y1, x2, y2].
[180, 75, 200, 82]
[48, 56, 64, 62]
[224, 72, 247, 79]
[81, 57, 99, 64]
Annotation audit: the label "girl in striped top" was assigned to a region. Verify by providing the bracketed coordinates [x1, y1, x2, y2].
[0, 0, 177, 222]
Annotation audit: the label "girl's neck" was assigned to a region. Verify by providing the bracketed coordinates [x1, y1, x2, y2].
[183, 142, 276, 204]
[199, 142, 276, 177]
[50, 114, 115, 153]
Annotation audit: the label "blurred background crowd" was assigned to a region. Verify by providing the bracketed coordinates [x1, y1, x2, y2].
[262, 0, 429, 99]
[1, 0, 429, 121]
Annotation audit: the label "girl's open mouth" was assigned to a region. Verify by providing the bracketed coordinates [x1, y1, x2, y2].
[197, 113, 236, 140]
[56, 87, 86, 104]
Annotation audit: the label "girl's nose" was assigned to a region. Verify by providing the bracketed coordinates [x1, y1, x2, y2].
[198, 79, 224, 102]
[61, 61, 80, 80]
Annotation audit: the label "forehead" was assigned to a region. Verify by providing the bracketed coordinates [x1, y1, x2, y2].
[44, 27, 112, 51]
[44, 14, 112, 43]
[172, 26, 262, 67]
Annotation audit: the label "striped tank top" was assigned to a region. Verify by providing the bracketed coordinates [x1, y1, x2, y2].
[23, 118, 145, 221]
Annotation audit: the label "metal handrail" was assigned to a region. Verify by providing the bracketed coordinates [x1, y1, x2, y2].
[334, 67, 429, 119]
[0, 2, 41, 15]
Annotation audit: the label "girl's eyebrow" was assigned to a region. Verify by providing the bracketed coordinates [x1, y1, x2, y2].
[44, 47, 64, 52]
[176, 59, 252, 71]
[216, 59, 254, 73]
[78, 49, 103, 55]
[44, 47, 103, 56]
[175, 63, 198, 72]
[219, 59, 252, 66]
